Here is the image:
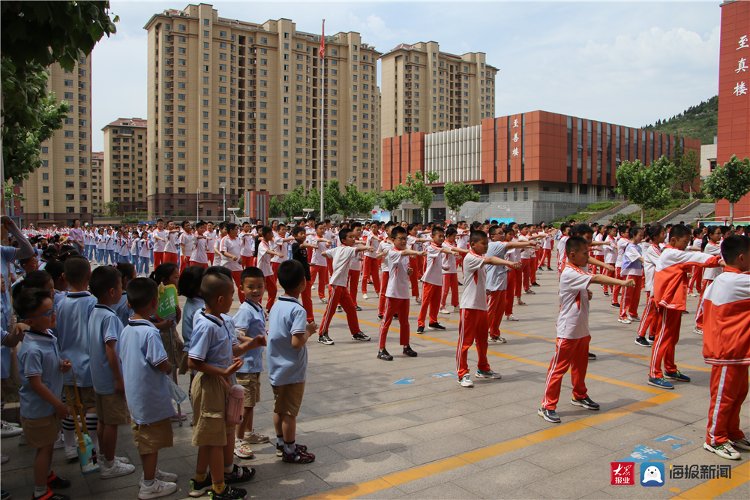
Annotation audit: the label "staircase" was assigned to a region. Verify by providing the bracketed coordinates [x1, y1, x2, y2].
[661, 202, 715, 225]
[595, 204, 640, 225]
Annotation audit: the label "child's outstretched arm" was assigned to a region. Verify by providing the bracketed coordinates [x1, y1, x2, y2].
[590, 274, 635, 288]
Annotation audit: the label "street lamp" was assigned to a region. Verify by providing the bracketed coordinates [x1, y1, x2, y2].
[221, 183, 226, 222]
[196, 188, 200, 224]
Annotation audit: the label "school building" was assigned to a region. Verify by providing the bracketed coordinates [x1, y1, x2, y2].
[381, 110, 701, 223]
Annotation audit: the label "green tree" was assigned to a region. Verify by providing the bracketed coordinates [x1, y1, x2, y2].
[282, 186, 306, 219]
[704, 155, 750, 224]
[343, 184, 376, 216]
[379, 185, 409, 213]
[406, 171, 439, 223]
[444, 182, 480, 221]
[104, 201, 120, 217]
[2, 1, 118, 182]
[673, 149, 700, 198]
[237, 195, 245, 216]
[305, 187, 320, 218]
[269, 195, 284, 217]
[323, 180, 345, 215]
[615, 157, 675, 224]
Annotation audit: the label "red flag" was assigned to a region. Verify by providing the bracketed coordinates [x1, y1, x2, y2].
[319, 19, 325, 59]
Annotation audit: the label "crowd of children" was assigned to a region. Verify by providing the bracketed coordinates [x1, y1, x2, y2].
[1, 213, 749, 500]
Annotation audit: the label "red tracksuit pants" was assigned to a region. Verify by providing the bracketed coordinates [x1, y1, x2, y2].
[612, 267, 623, 304]
[541, 248, 552, 268]
[694, 279, 713, 331]
[636, 292, 660, 339]
[179, 255, 190, 274]
[378, 271, 390, 317]
[649, 307, 682, 379]
[164, 251, 178, 264]
[456, 309, 491, 380]
[487, 289, 507, 338]
[361, 256, 381, 294]
[318, 285, 361, 337]
[231, 271, 245, 303]
[619, 275, 643, 319]
[302, 277, 314, 323]
[705, 364, 748, 446]
[310, 264, 329, 300]
[347, 270, 360, 306]
[522, 258, 533, 291]
[541, 335, 591, 411]
[688, 266, 704, 294]
[379, 297, 411, 349]
[441, 273, 459, 309]
[154, 251, 165, 268]
[417, 282, 441, 328]
[264, 275, 277, 311]
[505, 269, 519, 316]
[241, 256, 253, 268]
[602, 266, 615, 294]
[409, 257, 421, 299]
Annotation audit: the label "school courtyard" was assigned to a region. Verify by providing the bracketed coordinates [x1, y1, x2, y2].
[2, 267, 748, 499]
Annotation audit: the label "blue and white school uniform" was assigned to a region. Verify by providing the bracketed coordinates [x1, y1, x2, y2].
[232, 299, 265, 375]
[267, 296, 308, 387]
[55, 291, 97, 387]
[88, 304, 123, 396]
[18, 330, 63, 419]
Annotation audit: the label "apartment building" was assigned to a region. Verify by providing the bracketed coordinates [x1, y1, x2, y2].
[21, 57, 93, 226]
[144, 4, 381, 219]
[91, 151, 104, 216]
[102, 118, 148, 213]
[380, 41, 497, 139]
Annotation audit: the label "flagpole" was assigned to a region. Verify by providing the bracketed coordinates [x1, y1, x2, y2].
[319, 19, 325, 221]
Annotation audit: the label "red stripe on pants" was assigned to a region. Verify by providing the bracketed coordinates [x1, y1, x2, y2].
[318, 285, 362, 337]
[361, 256, 381, 294]
[441, 273, 459, 308]
[347, 270, 360, 305]
[636, 293, 660, 338]
[301, 277, 314, 323]
[705, 364, 748, 446]
[378, 297, 410, 349]
[264, 275, 277, 311]
[231, 270, 246, 303]
[541, 335, 590, 410]
[455, 309, 490, 379]
[310, 264, 329, 300]
[417, 282, 441, 327]
[619, 275, 643, 319]
[154, 251, 165, 268]
[487, 289, 507, 338]
[377, 271, 390, 317]
[649, 307, 682, 379]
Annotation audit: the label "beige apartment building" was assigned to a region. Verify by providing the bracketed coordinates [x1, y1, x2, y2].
[380, 42, 497, 139]
[91, 151, 104, 216]
[102, 118, 148, 213]
[21, 57, 93, 226]
[144, 4, 381, 218]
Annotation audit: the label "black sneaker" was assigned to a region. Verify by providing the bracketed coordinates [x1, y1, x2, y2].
[208, 486, 248, 500]
[416, 326, 425, 334]
[355, 306, 363, 312]
[377, 314, 383, 320]
[317, 334, 335, 345]
[189, 476, 213, 497]
[337, 306, 343, 313]
[276, 443, 307, 457]
[377, 349, 394, 361]
[403, 345, 418, 357]
[571, 396, 600, 410]
[603, 291, 610, 296]
[352, 332, 371, 341]
[648, 336, 655, 342]
[281, 445, 315, 464]
[428, 322, 446, 331]
[47, 471, 71, 489]
[393, 314, 399, 319]
[537, 407, 561, 424]
[611, 302, 620, 308]
[224, 464, 255, 485]
[531, 282, 540, 287]
[546, 267, 553, 271]
[588, 352, 597, 360]
[634, 337, 651, 347]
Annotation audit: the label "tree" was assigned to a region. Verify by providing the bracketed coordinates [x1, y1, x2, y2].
[282, 186, 306, 219]
[237, 195, 245, 216]
[104, 201, 120, 217]
[673, 148, 700, 198]
[343, 184, 376, 216]
[269, 195, 284, 217]
[379, 185, 409, 213]
[406, 170, 439, 223]
[305, 188, 320, 218]
[323, 180, 345, 216]
[444, 182, 480, 222]
[704, 155, 750, 224]
[615, 157, 675, 224]
[1, 1, 118, 182]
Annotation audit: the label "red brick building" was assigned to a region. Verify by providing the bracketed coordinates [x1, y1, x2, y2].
[716, 0, 750, 220]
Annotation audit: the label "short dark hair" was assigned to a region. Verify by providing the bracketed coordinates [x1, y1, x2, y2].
[90, 266, 122, 300]
[11, 271, 53, 303]
[669, 224, 691, 240]
[45, 260, 64, 282]
[391, 225, 407, 239]
[571, 224, 594, 237]
[200, 272, 234, 303]
[292, 226, 306, 237]
[205, 265, 232, 280]
[178, 266, 205, 298]
[277, 259, 305, 291]
[126, 278, 159, 311]
[431, 225, 444, 235]
[721, 235, 750, 265]
[116, 262, 136, 280]
[63, 257, 91, 287]
[261, 226, 273, 238]
[647, 223, 664, 240]
[566, 235, 589, 255]
[241, 266, 265, 282]
[469, 230, 488, 245]
[149, 263, 178, 286]
[13, 288, 53, 319]
[339, 227, 352, 242]
[445, 226, 457, 237]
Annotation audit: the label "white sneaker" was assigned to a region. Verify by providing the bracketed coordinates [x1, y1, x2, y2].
[64, 446, 78, 461]
[694, 327, 704, 335]
[458, 375, 474, 388]
[53, 433, 65, 449]
[0, 421, 22, 438]
[362, 293, 368, 300]
[703, 441, 741, 460]
[617, 318, 632, 324]
[234, 438, 254, 459]
[506, 315, 519, 321]
[155, 469, 178, 482]
[244, 431, 270, 444]
[100, 459, 136, 479]
[439, 308, 451, 314]
[415, 297, 422, 304]
[138, 478, 178, 499]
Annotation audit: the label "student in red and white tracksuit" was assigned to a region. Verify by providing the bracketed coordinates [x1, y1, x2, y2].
[220, 223, 249, 302]
[619, 227, 645, 323]
[347, 223, 365, 308]
[256, 227, 282, 310]
[440, 229, 460, 313]
[188, 222, 209, 269]
[701, 234, 750, 459]
[205, 223, 216, 265]
[361, 225, 382, 298]
[309, 224, 331, 303]
[377, 226, 425, 360]
[376, 234, 394, 318]
[601, 227, 617, 295]
[687, 233, 705, 295]
[539, 236, 635, 423]
[611, 231, 629, 307]
[636, 225, 665, 345]
[416, 228, 455, 333]
[239, 224, 254, 268]
[454, 231, 517, 387]
[649, 225, 722, 388]
[695, 227, 724, 334]
[153, 220, 168, 268]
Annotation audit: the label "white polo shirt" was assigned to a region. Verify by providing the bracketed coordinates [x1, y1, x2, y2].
[384, 249, 410, 299]
[556, 264, 593, 339]
[324, 245, 357, 287]
[422, 243, 444, 286]
[219, 235, 243, 271]
[460, 252, 488, 311]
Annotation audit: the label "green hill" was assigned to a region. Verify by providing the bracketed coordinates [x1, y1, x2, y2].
[644, 95, 717, 144]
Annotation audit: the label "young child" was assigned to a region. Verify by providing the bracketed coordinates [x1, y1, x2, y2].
[179, 221, 196, 274]
[189, 221, 209, 269]
[118, 278, 179, 499]
[219, 223, 245, 303]
[694, 225, 725, 335]
[377, 226, 427, 361]
[88, 266, 135, 479]
[636, 224, 665, 347]
[619, 227, 645, 324]
[376, 222, 395, 319]
[453, 231, 520, 387]
[267, 260, 317, 463]
[55, 257, 99, 462]
[317, 228, 371, 345]
[440, 226, 460, 314]
[188, 272, 254, 500]
[486, 226, 530, 343]
[178, 266, 206, 358]
[16, 288, 73, 500]
[701, 235, 750, 460]
[538, 236, 635, 423]
[649, 224, 723, 390]
[290, 226, 315, 323]
[256, 226, 284, 311]
[115, 262, 136, 326]
[309, 222, 331, 304]
[415, 226, 455, 334]
[232, 267, 270, 460]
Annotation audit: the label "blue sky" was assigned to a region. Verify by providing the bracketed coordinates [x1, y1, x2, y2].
[91, 0, 721, 150]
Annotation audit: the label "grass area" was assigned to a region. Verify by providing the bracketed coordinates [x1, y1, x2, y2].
[610, 198, 690, 224]
[645, 95, 717, 144]
[553, 201, 621, 224]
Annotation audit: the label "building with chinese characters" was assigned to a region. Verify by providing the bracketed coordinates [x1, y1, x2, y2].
[716, 0, 750, 220]
[382, 110, 700, 223]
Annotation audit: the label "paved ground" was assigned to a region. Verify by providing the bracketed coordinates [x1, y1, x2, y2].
[2, 265, 749, 499]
